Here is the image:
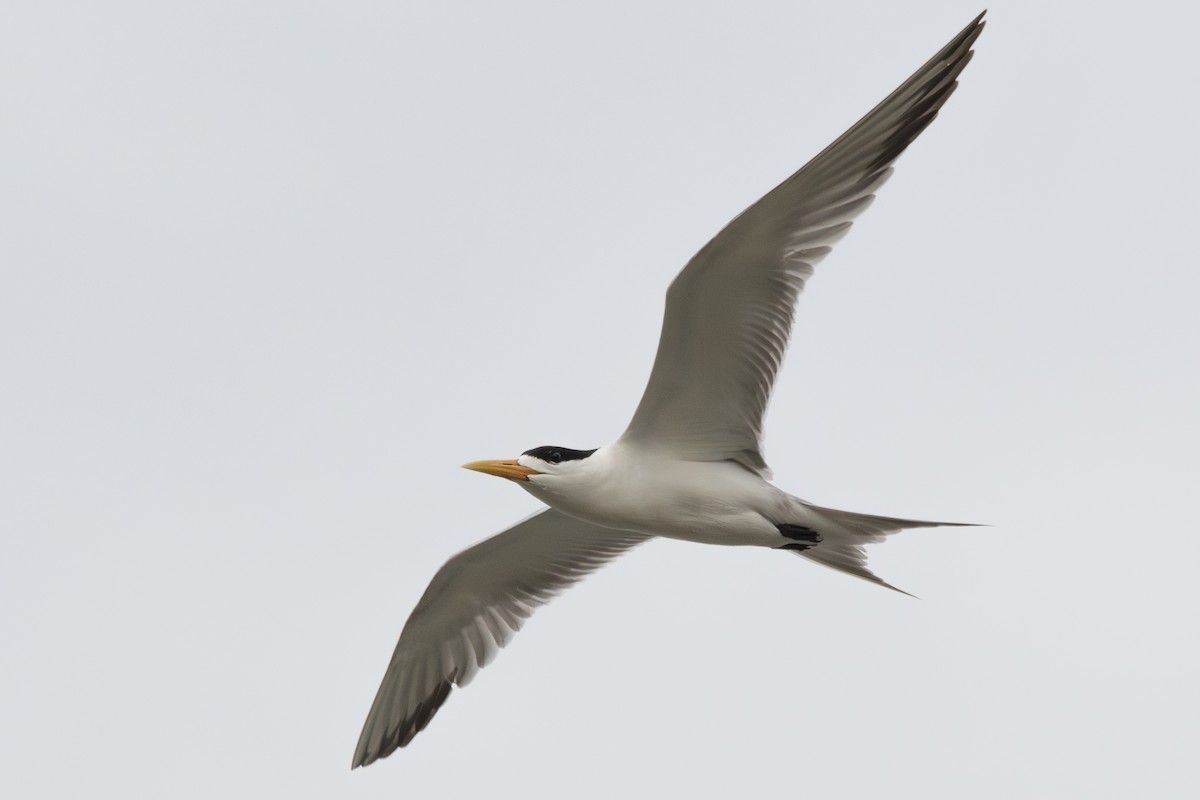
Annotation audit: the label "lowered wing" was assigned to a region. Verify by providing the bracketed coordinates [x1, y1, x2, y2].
[352, 508, 649, 766]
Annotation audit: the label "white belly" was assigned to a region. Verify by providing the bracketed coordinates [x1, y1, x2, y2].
[519, 443, 791, 548]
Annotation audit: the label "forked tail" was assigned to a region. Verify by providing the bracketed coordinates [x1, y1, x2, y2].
[784, 501, 979, 597]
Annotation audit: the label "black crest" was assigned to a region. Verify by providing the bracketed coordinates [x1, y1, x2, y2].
[522, 446, 597, 465]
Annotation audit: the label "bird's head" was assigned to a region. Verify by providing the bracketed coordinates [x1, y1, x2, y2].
[462, 445, 598, 488]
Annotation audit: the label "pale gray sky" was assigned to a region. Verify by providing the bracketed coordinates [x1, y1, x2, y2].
[3, 2, 1198, 797]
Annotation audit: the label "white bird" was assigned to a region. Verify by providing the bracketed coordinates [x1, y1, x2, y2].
[352, 12, 984, 768]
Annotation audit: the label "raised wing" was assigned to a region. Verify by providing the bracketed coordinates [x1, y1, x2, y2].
[621, 13, 984, 476]
[351, 508, 649, 767]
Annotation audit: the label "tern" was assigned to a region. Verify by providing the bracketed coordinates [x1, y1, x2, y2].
[353, 12, 984, 767]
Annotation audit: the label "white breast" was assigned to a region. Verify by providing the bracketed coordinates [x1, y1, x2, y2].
[520, 442, 790, 547]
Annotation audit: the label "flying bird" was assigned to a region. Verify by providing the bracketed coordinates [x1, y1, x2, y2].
[353, 12, 984, 768]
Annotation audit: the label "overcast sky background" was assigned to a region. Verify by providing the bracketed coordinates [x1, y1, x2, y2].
[3, 1, 1198, 797]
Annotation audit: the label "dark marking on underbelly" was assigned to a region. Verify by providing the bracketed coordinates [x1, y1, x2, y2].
[777, 523, 822, 551]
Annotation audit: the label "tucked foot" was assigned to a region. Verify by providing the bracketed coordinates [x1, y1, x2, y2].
[777, 523, 822, 551]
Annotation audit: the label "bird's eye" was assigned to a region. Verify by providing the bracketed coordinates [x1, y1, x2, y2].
[548, 451, 562, 464]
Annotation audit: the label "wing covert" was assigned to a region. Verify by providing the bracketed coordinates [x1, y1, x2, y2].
[351, 508, 649, 767]
[621, 13, 984, 475]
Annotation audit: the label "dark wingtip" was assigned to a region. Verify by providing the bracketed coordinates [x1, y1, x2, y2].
[351, 675, 457, 769]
